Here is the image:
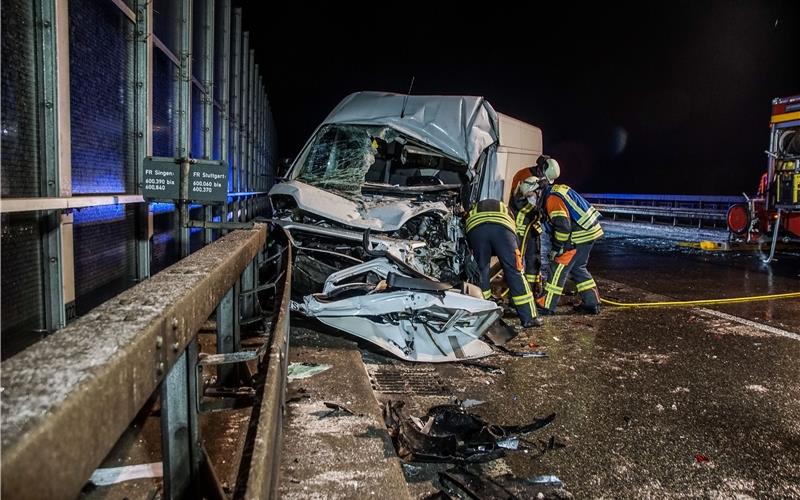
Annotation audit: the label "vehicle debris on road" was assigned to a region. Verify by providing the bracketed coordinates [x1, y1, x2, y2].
[433, 466, 573, 499]
[383, 400, 556, 463]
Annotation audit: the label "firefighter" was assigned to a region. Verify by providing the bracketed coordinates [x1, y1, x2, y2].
[510, 155, 561, 194]
[511, 156, 561, 280]
[465, 199, 543, 328]
[509, 176, 546, 296]
[534, 182, 604, 315]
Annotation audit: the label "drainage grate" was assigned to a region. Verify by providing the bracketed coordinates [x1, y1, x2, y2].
[368, 365, 449, 395]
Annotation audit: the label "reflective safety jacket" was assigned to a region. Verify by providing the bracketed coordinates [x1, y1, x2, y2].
[509, 195, 542, 238]
[543, 184, 603, 247]
[465, 199, 516, 234]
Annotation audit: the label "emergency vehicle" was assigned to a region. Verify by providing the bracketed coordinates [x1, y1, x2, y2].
[726, 95, 800, 262]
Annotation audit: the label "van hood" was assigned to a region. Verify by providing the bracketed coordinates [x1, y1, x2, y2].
[270, 180, 449, 232]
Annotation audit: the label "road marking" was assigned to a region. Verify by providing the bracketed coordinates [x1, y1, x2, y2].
[699, 308, 800, 342]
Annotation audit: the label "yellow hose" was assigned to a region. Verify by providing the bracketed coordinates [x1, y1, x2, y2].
[600, 291, 800, 308]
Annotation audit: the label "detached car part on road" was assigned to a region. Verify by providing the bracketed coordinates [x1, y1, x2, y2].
[292, 258, 502, 362]
[270, 92, 543, 362]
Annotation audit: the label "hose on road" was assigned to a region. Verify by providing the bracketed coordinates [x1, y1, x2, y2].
[600, 291, 800, 308]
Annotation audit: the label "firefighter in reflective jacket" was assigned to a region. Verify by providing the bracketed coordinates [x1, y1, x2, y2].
[509, 177, 545, 295]
[465, 199, 543, 328]
[535, 184, 604, 315]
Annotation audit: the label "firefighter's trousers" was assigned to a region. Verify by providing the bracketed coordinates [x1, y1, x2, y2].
[467, 223, 537, 324]
[520, 230, 541, 288]
[539, 241, 599, 313]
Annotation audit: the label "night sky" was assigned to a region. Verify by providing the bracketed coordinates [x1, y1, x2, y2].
[239, 1, 799, 195]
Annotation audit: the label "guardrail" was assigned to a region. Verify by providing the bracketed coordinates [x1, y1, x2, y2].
[583, 193, 743, 227]
[1, 223, 291, 499]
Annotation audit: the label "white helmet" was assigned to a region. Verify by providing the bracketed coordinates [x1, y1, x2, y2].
[517, 176, 541, 196]
[536, 156, 560, 184]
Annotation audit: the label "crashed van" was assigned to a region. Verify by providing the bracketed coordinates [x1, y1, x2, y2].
[269, 92, 542, 362]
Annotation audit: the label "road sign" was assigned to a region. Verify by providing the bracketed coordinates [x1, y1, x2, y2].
[188, 160, 228, 202]
[141, 157, 228, 203]
[142, 157, 180, 199]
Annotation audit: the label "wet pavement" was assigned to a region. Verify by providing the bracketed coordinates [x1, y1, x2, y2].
[71, 220, 800, 498]
[342, 221, 800, 498]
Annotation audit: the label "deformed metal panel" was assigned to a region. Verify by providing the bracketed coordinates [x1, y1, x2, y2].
[0, 224, 267, 500]
[296, 258, 500, 363]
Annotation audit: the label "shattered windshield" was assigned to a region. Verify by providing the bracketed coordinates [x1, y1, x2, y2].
[293, 124, 466, 195]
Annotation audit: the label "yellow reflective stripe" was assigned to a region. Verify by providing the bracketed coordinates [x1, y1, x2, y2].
[577, 207, 600, 227]
[572, 225, 604, 243]
[522, 279, 533, 297]
[482, 289, 492, 299]
[549, 210, 569, 218]
[525, 274, 540, 282]
[466, 213, 516, 233]
[544, 282, 563, 294]
[516, 204, 535, 235]
[513, 293, 533, 301]
[573, 225, 603, 237]
[554, 184, 589, 220]
[544, 291, 555, 309]
[554, 231, 570, 241]
[576, 279, 596, 292]
[549, 263, 565, 289]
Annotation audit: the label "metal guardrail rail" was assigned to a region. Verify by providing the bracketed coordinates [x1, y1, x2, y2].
[583, 193, 743, 227]
[0, 223, 291, 499]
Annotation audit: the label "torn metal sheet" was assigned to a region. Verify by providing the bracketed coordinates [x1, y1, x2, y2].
[294, 259, 501, 363]
[438, 467, 573, 500]
[270, 180, 449, 232]
[383, 401, 556, 464]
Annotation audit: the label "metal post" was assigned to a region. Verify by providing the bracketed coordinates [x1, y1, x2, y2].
[248, 53, 255, 192]
[256, 78, 263, 193]
[260, 81, 265, 192]
[230, 9, 241, 220]
[241, 259, 255, 322]
[254, 83, 260, 193]
[134, 0, 152, 279]
[215, 286, 236, 384]
[160, 339, 201, 499]
[200, 0, 214, 244]
[217, 0, 231, 228]
[253, 84, 259, 194]
[36, 0, 66, 331]
[177, 0, 192, 257]
[240, 33, 250, 198]
[200, 0, 214, 160]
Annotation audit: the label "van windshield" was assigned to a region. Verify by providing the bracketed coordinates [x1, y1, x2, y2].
[293, 124, 466, 195]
